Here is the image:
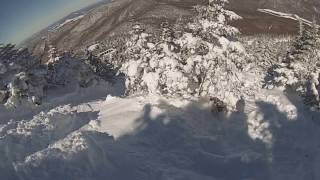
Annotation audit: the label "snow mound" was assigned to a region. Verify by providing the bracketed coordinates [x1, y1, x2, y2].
[2, 92, 318, 180]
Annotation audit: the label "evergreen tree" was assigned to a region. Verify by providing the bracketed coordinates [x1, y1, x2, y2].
[177, 0, 248, 107]
[146, 21, 187, 95]
[189, 0, 241, 42]
[47, 45, 60, 65]
[118, 0, 252, 109]
[120, 23, 155, 94]
[268, 20, 320, 108]
[173, 16, 185, 39]
[0, 44, 47, 107]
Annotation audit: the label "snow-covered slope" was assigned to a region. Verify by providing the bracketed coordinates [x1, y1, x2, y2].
[1, 55, 320, 179]
[1, 83, 319, 180]
[0, 41, 319, 179]
[2, 0, 320, 179]
[24, 0, 315, 61]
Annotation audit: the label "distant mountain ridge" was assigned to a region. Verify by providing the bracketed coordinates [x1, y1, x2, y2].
[23, 0, 320, 59]
[20, 0, 112, 47]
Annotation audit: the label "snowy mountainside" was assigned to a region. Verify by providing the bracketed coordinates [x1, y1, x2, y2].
[23, 0, 316, 61]
[2, 0, 320, 179]
[20, 0, 113, 47]
[50, 15, 85, 31]
[2, 30, 320, 180]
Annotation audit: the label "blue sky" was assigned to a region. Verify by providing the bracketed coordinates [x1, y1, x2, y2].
[0, 0, 101, 44]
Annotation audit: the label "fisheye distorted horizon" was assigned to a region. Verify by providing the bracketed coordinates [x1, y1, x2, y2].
[0, 0, 101, 44]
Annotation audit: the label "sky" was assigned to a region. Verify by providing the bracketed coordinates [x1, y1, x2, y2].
[0, 0, 101, 44]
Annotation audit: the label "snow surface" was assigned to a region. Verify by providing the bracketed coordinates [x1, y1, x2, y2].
[1, 2, 320, 180]
[1, 74, 320, 179]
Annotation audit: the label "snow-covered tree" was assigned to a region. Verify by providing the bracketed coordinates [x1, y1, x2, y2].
[0, 43, 101, 108]
[142, 21, 188, 96]
[120, 23, 155, 94]
[83, 43, 118, 82]
[0, 44, 47, 107]
[47, 52, 97, 89]
[173, 16, 186, 39]
[119, 0, 251, 109]
[188, 0, 242, 42]
[120, 21, 189, 96]
[176, 0, 249, 107]
[47, 45, 60, 65]
[285, 21, 320, 64]
[243, 35, 292, 71]
[266, 21, 320, 107]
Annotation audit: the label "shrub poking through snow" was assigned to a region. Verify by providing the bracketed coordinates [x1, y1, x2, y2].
[266, 22, 320, 107]
[119, 0, 251, 109]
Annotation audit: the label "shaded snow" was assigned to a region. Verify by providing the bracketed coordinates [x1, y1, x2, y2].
[1, 80, 319, 180]
[1, 45, 319, 179]
[1, 5, 320, 179]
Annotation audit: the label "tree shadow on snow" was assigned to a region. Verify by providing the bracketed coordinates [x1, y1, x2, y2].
[17, 100, 274, 180]
[254, 89, 320, 180]
[14, 91, 320, 180]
